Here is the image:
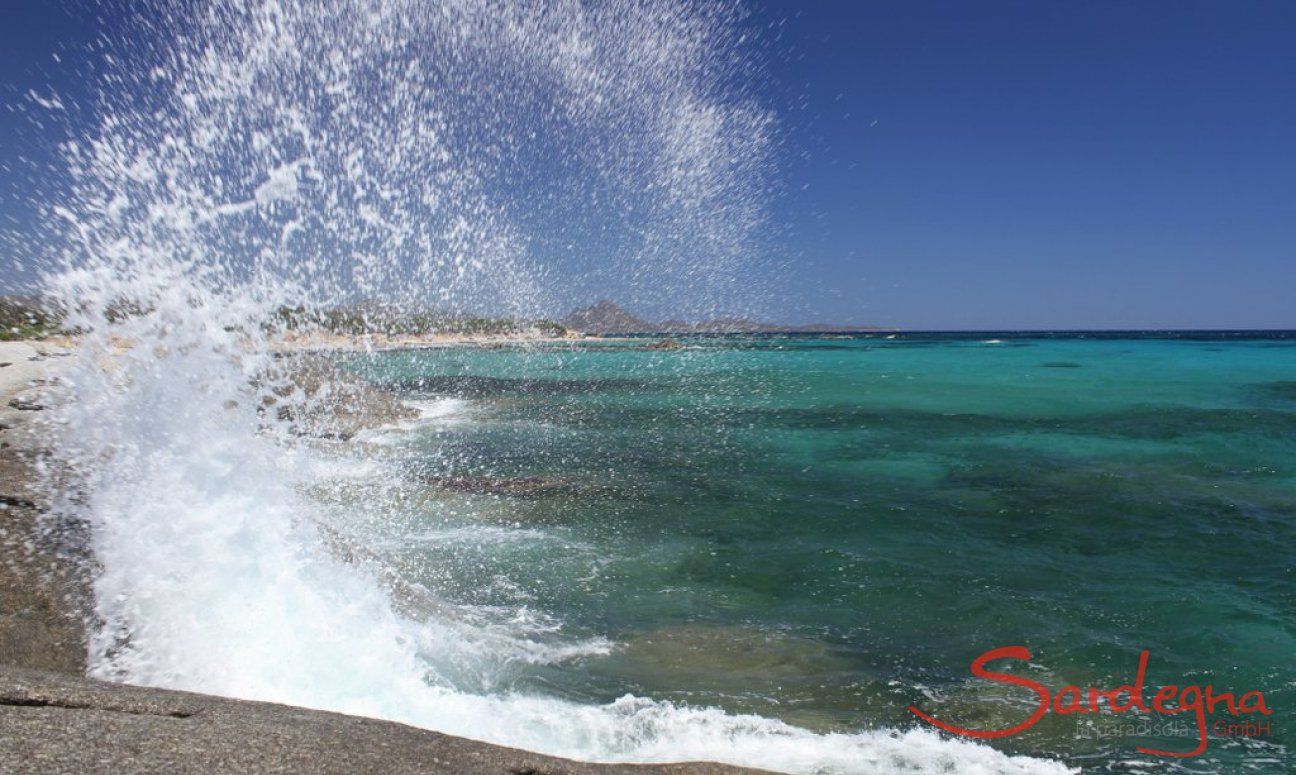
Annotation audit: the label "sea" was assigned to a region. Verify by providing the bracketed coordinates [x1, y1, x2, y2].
[22, 0, 1292, 770]
[307, 331, 1293, 773]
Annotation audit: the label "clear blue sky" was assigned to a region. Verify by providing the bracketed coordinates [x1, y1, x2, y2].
[754, 0, 1295, 329]
[2, 1, 1293, 329]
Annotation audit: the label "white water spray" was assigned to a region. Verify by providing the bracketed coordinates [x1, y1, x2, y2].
[31, 1, 1069, 772]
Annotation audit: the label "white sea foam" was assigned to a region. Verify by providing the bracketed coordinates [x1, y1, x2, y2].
[354, 397, 472, 444]
[48, 338, 1068, 772]
[31, 1, 1072, 772]
[412, 397, 472, 421]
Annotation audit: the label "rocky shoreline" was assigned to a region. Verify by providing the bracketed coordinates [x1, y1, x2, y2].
[0, 340, 762, 774]
[0, 665, 758, 774]
[0, 341, 90, 677]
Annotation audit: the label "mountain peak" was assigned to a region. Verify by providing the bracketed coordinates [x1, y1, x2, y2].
[561, 301, 651, 334]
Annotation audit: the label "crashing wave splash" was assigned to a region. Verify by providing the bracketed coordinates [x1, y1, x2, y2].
[30, 1, 1070, 772]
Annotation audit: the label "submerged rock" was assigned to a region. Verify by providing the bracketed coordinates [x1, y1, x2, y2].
[260, 354, 418, 440]
[1260, 380, 1296, 401]
[419, 473, 605, 498]
[644, 339, 685, 351]
[613, 624, 856, 685]
[595, 624, 867, 731]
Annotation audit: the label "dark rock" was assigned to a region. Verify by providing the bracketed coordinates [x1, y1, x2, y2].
[0, 494, 41, 511]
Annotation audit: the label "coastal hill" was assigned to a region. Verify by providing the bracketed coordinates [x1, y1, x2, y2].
[562, 300, 653, 334]
[562, 300, 891, 335]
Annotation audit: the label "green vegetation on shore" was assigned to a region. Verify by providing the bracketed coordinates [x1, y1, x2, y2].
[0, 295, 572, 340]
[0, 297, 63, 341]
[272, 305, 569, 337]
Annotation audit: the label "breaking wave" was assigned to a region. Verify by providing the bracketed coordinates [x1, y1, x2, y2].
[27, 1, 1070, 772]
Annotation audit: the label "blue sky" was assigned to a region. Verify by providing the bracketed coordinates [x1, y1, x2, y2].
[753, 0, 1295, 328]
[2, 0, 1294, 329]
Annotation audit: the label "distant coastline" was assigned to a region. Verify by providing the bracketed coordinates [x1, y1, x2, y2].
[1, 295, 899, 343]
[560, 300, 896, 335]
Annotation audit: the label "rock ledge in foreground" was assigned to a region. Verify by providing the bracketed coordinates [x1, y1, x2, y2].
[0, 666, 766, 775]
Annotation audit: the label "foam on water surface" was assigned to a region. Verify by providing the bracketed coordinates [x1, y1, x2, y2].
[353, 397, 472, 444]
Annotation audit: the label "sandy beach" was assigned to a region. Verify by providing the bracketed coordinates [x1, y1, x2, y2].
[269, 329, 587, 354]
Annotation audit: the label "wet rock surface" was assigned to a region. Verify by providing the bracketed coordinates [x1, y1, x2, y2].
[0, 343, 90, 677]
[0, 665, 763, 775]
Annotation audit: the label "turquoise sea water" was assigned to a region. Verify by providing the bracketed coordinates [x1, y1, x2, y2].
[343, 334, 1294, 772]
